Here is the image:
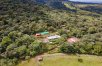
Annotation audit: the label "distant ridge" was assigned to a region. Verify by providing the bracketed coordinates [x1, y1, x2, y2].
[33, 0, 101, 9]
[34, 0, 69, 9]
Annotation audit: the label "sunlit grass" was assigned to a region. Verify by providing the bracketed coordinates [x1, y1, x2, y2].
[18, 54, 102, 66]
[18, 59, 36, 66]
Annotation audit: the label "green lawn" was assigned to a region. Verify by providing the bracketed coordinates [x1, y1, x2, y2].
[18, 54, 102, 66]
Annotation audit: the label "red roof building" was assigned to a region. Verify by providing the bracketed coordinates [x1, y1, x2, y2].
[35, 33, 41, 36]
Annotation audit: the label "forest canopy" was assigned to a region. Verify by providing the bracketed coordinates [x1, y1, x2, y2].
[0, 0, 102, 66]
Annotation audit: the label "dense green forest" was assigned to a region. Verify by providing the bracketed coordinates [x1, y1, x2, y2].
[0, 0, 102, 66]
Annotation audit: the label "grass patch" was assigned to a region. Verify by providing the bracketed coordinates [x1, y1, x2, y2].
[18, 54, 102, 66]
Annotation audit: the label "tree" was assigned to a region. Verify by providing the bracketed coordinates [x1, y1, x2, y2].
[88, 27, 97, 34]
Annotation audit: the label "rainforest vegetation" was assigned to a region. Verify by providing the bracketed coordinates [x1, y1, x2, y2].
[0, 0, 102, 66]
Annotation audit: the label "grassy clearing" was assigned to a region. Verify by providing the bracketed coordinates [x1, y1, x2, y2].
[17, 58, 36, 66]
[18, 54, 102, 66]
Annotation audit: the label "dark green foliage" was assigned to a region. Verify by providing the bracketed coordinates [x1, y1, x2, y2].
[0, 0, 102, 66]
[60, 42, 102, 55]
[0, 31, 48, 66]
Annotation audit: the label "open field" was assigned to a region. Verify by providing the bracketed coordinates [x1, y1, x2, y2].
[18, 53, 102, 66]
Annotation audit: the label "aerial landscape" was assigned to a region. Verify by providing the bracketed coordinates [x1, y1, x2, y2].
[0, 0, 102, 66]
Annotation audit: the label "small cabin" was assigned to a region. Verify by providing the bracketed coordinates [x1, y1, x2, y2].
[35, 33, 41, 36]
[40, 31, 49, 35]
[35, 31, 49, 37]
[47, 35, 61, 40]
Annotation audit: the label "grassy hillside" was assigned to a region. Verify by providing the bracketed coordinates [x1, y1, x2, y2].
[74, 3, 102, 14]
[80, 5, 102, 14]
[64, 2, 102, 14]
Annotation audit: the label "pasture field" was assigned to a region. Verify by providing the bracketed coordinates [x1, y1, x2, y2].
[18, 54, 102, 66]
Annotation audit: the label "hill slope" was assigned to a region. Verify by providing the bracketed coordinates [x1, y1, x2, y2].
[34, 0, 69, 9]
[0, 0, 102, 66]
